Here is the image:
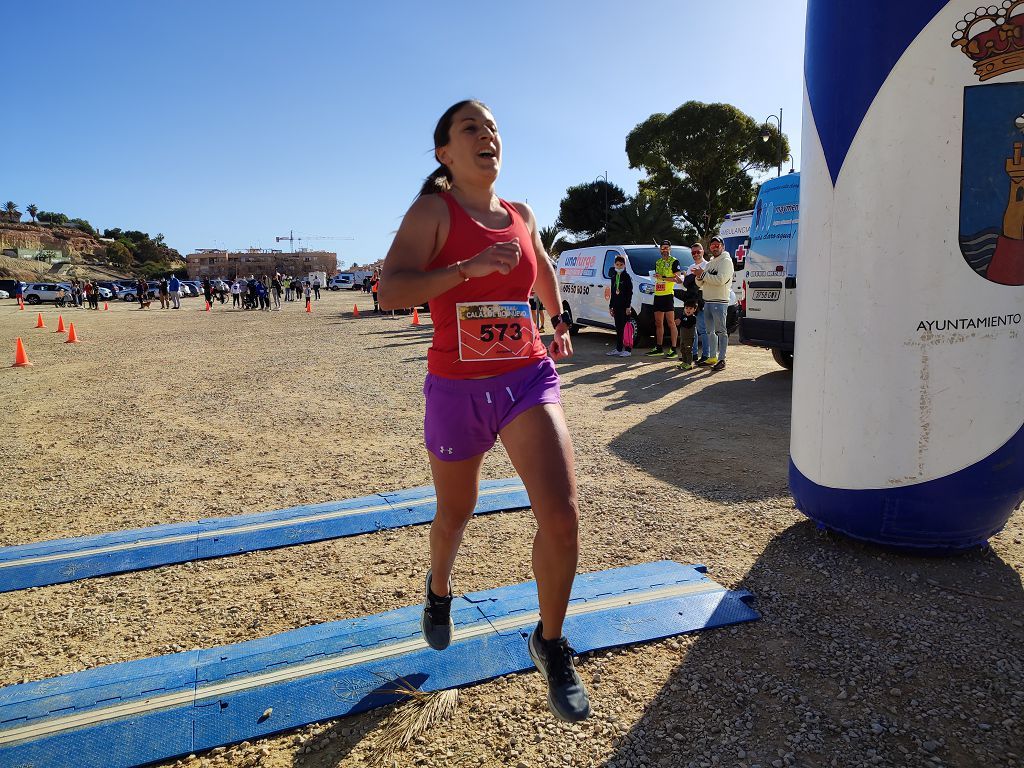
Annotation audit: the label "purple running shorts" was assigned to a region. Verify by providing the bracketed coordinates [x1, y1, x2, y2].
[423, 356, 562, 461]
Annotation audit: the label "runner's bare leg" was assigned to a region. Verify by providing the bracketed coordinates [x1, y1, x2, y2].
[500, 403, 579, 640]
[427, 452, 485, 596]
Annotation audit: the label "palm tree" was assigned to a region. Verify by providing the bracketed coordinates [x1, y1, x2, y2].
[539, 225, 565, 259]
[607, 196, 683, 245]
[26, 204, 38, 223]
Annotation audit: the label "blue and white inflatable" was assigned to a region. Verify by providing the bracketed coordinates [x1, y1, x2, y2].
[792, 0, 1024, 550]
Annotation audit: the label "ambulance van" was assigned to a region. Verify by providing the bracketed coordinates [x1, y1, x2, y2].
[717, 209, 752, 312]
[739, 173, 800, 369]
[557, 244, 738, 343]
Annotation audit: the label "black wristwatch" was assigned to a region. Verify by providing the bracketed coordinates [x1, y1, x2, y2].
[551, 312, 569, 329]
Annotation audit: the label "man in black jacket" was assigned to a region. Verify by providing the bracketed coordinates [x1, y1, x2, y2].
[608, 255, 634, 356]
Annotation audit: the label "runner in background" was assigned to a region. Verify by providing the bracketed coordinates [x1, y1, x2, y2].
[380, 100, 590, 723]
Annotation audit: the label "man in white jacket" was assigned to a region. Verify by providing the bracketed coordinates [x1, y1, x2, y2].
[694, 236, 734, 372]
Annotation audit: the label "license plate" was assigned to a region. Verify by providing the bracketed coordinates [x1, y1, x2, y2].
[752, 289, 780, 302]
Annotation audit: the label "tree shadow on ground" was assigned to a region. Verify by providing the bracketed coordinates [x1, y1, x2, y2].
[606, 370, 792, 502]
[596, 521, 1024, 768]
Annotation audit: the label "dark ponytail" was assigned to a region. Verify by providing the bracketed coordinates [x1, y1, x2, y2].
[417, 98, 491, 198]
[419, 163, 453, 197]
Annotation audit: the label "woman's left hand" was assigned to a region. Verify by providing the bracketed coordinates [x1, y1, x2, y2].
[548, 326, 573, 361]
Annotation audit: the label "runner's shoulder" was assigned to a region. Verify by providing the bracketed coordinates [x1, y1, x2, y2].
[511, 200, 536, 230]
[406, 193, 449, 224]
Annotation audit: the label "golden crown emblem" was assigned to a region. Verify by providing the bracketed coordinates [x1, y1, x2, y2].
[952, 1, 1024, 81]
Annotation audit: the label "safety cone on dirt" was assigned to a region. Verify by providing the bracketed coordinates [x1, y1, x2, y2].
[353, 304, 360, 317]
[12, 337, 32, 367]
[205, 300, 211, 312]
[35, 313, 46, 329]
[305, 299, 312, 314]
[18, 298, 24, 311]
[55, 315, 66, 333]
[411, 307, 420, 326]
[104, 302, 109, 311]
[65, 323, 80, 344]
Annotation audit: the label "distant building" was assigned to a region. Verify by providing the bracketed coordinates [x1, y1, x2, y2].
[185, 248, 337, 279]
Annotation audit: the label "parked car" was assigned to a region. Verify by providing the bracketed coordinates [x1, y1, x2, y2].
[329, 274, 356, 291]
[0, 290, 9, 299]
[115, 284, 144, 302]
[23, 283, 72, 305]
[182, 281, 203, 297]
[178, 282, 196, 297]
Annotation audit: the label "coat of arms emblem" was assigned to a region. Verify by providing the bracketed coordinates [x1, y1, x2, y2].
[954, 1, 1024, 285]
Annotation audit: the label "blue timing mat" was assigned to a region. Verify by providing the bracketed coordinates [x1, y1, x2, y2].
[0, 561, 757, 768]
[0, 479, 529, 593]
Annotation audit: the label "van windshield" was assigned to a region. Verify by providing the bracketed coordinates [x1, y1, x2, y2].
[623, 247, 692, 277]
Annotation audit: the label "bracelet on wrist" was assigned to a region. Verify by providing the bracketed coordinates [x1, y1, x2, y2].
[455, 261, 470, 282]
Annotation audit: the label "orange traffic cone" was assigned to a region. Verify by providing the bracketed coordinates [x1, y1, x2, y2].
[205, 300, 211, 311]
[65, 323, 80, 344]
[55, 315, 66, 333]
[35, 313, 46, 329]
[353, 304, 360, 317]
[305, 299, 311, 314]
[104, 302, 109, 311]
[12, 337, 32, 367]
[18, 298, 24, 310]
[411, 307, 421, 326]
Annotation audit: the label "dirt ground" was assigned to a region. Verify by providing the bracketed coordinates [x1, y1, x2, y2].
[1, 291, 1021, 768]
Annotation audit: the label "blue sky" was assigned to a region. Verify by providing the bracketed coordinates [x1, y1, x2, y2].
[7, 0, 808, 268]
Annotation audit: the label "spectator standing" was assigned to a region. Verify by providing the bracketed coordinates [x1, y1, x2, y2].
[363, 276, 371, 293]
[168, 274, 181, 309]
[303, 280, 312, 306]
[231, 279, 242, 307]
[646, 240, 682, 358]
[607, 254, 634, 356]
[675, 300, 700, 370]
[136, 278, 148, 309]
[15, 280, 24, 304]
[159, 277, 170, 309]
[256, 278, 269, 310]
[272, 275, 282, 309]
[683, 243, 709, 362]
[313, 277, 322, 300]
[370, 270, 380, 312]
[694, 236, 734, 372]
[84, 281, 95, 310]
[73, 279, 84, 308]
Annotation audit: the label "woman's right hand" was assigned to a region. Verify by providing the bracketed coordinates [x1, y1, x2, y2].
[464, 238, 521, 278]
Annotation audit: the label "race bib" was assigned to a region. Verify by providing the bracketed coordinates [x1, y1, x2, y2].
[655, 280, 667, 293]
[456, 302, 535, 362]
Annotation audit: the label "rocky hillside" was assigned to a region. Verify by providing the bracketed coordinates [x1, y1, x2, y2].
[0, 222, 107, 261]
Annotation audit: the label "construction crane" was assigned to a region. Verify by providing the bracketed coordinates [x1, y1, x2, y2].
[275, 230, 354, 253]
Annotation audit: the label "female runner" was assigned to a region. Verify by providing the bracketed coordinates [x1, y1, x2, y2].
[379, 100, 589, 722]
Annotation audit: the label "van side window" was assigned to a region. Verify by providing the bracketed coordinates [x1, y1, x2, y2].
[602, 250, 620, 279]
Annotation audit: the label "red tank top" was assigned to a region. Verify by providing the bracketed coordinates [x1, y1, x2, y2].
[426, 192, 548, 379]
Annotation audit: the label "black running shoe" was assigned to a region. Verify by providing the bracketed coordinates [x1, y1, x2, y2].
[420, 570, 454, 650]
[710, 359, 726, 372]
[528, 622, 591, 722]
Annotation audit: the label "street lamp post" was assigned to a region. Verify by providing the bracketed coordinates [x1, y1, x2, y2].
[597, 171, 609, 244]
[761, 109, 784, 178]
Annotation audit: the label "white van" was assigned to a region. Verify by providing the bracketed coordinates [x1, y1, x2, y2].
[739, 173, 800, 369]
[718, 210, 752, 310]
[556, 245, 738, 342]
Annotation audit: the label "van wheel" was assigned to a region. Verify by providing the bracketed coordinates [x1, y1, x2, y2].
[627, 316, 648, 347]
[727, 305, 739, 335]
[26, 295, 41, 305]
[772, 349, 794, 370]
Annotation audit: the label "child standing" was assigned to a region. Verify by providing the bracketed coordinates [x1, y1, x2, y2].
[676, 300, 699, 370]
